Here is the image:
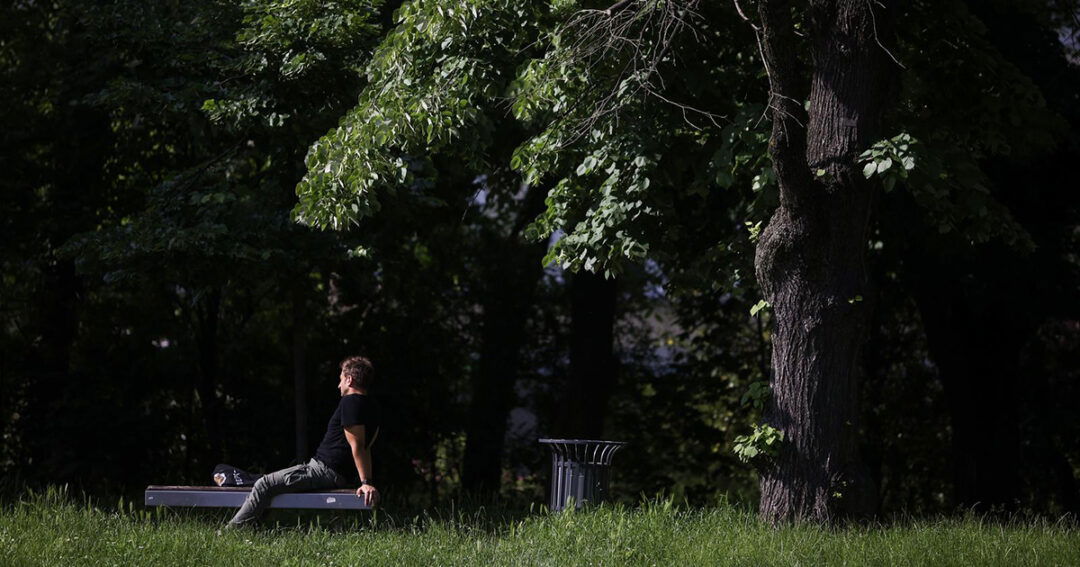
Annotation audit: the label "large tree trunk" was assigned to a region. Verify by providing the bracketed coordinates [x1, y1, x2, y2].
[461, 185, 548, 493]
[460, 269, 540, 492]
[556, 272, 617, 439]
[753, 0, 893, 523]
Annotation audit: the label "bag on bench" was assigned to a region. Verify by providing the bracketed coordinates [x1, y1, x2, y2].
[212, 464, 263, 487]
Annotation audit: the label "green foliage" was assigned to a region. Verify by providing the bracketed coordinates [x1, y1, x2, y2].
[298, 0, 768, 279]
[294, 0, 550, 229]
[859, 131, 1033, 250]
[203, 0, 383, 130]
[859, 133, 917, 192]
[739, 381, 771, 411]
[733, 423, 784, 464]
[290, 0, 1064, 289]
[506, 8, 766, 276]
[709, 104, 772, 198]
[525, 130, 660, 275]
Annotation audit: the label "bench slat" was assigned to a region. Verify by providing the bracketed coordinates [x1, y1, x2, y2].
[144, 486, 370, 510]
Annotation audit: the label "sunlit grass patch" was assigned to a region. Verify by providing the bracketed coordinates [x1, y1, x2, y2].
[1, 487, 1077, 566]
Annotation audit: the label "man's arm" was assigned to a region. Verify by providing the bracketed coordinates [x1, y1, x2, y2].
[344, 425, 378, 506]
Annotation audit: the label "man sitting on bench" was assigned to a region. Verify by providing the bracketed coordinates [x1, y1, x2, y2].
[227, 355, 381, 527]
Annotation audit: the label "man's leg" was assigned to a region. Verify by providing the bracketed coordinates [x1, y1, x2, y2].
[227, 460, 341, 527]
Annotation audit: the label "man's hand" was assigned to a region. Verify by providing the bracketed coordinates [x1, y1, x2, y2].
[357, 483, 379, 507]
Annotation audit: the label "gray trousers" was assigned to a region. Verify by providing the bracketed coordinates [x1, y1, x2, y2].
[228, 458, 348, 526]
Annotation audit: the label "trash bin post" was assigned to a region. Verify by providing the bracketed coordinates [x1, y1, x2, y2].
[539, 439, 626, 511]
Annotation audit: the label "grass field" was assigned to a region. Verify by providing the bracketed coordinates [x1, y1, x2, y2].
[1, 488, 1077, 566]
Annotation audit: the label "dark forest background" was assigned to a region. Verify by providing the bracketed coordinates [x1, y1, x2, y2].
[2, 0, 1078, 517]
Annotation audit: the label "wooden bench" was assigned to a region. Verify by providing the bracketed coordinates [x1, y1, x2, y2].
[144, 486, 371, 510]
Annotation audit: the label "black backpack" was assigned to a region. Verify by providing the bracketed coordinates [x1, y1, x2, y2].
[211, 464, 264, 487]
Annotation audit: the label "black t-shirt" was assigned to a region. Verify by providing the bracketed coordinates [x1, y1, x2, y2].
[313, 394, 381, 482]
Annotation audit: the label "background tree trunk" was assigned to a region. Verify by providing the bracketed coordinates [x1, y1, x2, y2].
[194, 287, 223, 466]
[23, 259, 80, 480]
[753, 0, 893, 523]
[557, 272, 617, 439]
[292, 290, 309, 463]
[905, 252, 1022, 511]
[461, 185, 548, 493]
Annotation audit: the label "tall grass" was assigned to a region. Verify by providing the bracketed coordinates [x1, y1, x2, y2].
[1, 487, 1077, 566]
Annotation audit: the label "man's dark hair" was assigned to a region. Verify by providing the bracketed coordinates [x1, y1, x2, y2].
[340, 355, 374, 389]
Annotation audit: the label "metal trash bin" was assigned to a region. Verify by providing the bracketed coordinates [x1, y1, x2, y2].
[539, 438, 626, 511]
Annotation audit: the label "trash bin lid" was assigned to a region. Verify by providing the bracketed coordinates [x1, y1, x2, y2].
[538, 438, 627, 445]
[539, 439, 627, 464]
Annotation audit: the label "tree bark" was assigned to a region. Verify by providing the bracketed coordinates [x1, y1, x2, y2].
[753, 0, 893, 523]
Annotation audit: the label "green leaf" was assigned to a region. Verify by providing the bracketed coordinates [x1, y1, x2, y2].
[862, 162, 877, 178]
[715, 169, 734, 189]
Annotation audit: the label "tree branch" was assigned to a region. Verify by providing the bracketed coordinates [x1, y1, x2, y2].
[517, 0, 718, 147]
[604, 0, 634, 16]
[732, 0, 760, 31]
